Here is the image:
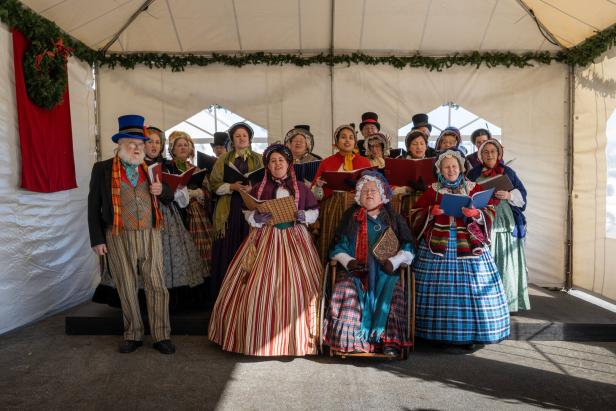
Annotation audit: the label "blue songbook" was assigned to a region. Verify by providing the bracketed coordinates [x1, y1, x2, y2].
[440, 188, 495, 218]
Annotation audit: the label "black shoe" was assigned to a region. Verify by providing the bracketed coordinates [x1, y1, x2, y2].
[153, 339, 176, 354]
[383, 346, 400, 357]
[119, 340, 143, 353]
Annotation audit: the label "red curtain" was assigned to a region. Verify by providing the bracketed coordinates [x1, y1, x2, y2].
[12, 29, 77, 193]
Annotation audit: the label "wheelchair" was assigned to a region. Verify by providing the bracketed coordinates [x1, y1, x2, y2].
[318, 259, 415, 360]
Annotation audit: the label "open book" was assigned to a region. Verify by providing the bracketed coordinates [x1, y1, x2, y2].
[440, 188, 495, 218]
[224, 163, 265, 185]
[294, 160, 321, 183]
[161, 168, 195, 192]
[147, 162, 162, 184]
[383, 157, 436, 187]
[239, 191, 297, 225]
[320, 166, 375, 191]
[478, 174, 514, 193]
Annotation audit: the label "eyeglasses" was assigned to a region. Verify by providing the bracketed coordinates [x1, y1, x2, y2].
[126, 142, 145, 150]
[360, 188, 379, 195]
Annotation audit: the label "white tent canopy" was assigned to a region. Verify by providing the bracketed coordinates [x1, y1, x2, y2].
[1, 0, 615, 334]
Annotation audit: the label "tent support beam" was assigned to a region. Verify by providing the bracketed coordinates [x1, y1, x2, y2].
[94, 62, 101, 161]
[329, 0, 335, 155]
[565, 63, 575, 290]
[100, 0, 157, 53]
[515, 0, 564, 48]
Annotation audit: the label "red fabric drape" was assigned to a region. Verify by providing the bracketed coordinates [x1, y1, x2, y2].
[12, 29, 76, 193]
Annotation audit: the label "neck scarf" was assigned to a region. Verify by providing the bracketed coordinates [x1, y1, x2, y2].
[438, 173, 464, 189]
[235, 147, 251, 161]
[175, 159, 188, 172]
[342, 152, 355, 171]
[482, 160, 505, 177]
[120, 159, 139, 187]
[111, 155, 162, 235]
[353, 204, 383, 264]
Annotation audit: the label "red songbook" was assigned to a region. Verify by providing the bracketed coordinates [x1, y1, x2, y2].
[161, 168, 195, 192]
[147, 163, 162, 184]
[320, 167, 374, 191]
[382, 158, 436, 187]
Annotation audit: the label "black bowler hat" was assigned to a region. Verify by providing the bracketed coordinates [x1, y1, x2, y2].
[359, 112, 381, 131]
[211, 131, 229, 147]
[411, 113, 432, 132]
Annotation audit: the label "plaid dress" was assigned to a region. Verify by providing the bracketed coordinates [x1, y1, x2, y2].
[413, 227, 510, 344]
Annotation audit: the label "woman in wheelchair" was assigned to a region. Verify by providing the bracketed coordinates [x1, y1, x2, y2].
[208, 144, 322, 356]
[410, 149, 510, 349]
[323, 171, 415, 357]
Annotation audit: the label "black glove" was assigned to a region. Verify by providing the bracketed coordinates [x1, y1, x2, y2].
[409, 176, 427, 192]
[381, 259, 395, 274]
[347, 259, 365, 272]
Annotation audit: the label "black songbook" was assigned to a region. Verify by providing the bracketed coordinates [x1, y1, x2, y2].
[294, 160, 321, 182]
[188, 169, 208, 188]
[382, 157, 436, 187]
[223, 163, 265, 185]
[478, 174, 514, 193]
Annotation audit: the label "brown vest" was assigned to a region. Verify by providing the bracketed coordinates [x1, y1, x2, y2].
[120, 178, 153, 230]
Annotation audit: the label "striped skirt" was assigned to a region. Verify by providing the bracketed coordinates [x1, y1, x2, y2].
[208, 224, 322, 356]
[413, 228, 510, 344]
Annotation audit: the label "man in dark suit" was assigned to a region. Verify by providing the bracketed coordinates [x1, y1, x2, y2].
[197, 131, 229, 172]
[88, 115, 175, 355]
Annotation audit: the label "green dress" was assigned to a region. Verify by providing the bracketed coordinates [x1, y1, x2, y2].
[477, 176, 530, 312]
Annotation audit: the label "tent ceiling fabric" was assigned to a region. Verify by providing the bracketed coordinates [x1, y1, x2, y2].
[21, 0, 615, 54]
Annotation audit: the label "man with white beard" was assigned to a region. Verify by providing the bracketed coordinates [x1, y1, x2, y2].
[88, 115, 176, 354]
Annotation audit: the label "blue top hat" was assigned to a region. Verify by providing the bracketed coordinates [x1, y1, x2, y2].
[111, 115, 149, 143]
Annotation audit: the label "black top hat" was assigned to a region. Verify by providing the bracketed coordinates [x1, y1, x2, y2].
[359, 112, 381, 131]
[211, 131, 229, 147]
[411, 113, 432, 132]
[294, 124, 311, 133]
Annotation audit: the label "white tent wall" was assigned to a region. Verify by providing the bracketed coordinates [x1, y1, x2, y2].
[573, 46, 616, 301]
[333, 65, 568, 287]
[98, 65, 334, 158]
[100, 63, 568, 287]
[0, 24, 98, 334]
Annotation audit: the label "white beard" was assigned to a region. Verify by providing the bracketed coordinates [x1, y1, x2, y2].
[118, 146, 145, 165]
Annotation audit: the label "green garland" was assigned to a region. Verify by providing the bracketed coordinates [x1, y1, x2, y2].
[1, 0, 615, 108]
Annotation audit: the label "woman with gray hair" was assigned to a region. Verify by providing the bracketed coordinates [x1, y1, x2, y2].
[323, 170, 415, 357]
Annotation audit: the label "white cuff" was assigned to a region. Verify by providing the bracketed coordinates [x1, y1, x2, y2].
[312, 185, 324, 200]
[216, 183, 232, 195]
[388, 250, 415, 271]
[508, 189, 526, 208]
[304, 209, 319, 225]
[244, 210, 264, 228]
[174, 187, 189, 208]
[332, 252, 354, 269]
[474, 211, 485, 225]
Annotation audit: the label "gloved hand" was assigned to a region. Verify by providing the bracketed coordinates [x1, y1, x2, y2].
[347, 259, 365, 272]
[409, 176, 427, 192]
[381, 259, 395, 274]
[253, 211, 272, 224]
[431, 205, 444, 216]
[462, 207, 480, 218]
[296, 210, 306, 224]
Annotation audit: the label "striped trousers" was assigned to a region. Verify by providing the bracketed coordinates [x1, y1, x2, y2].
[106, 228, 171, 342]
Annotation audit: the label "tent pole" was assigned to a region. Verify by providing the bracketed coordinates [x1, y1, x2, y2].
[565, 63, 575, 290]
[94, 62, 101, 162]
[329, 0, 335, 155]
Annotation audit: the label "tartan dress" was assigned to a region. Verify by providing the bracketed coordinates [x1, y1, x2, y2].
[323, 207, 414, 352]
[410, 183, 510, 344]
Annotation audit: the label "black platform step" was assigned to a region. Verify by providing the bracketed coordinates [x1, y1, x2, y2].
[65, 304, 209, 336]
[65, 286, 616, 341]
